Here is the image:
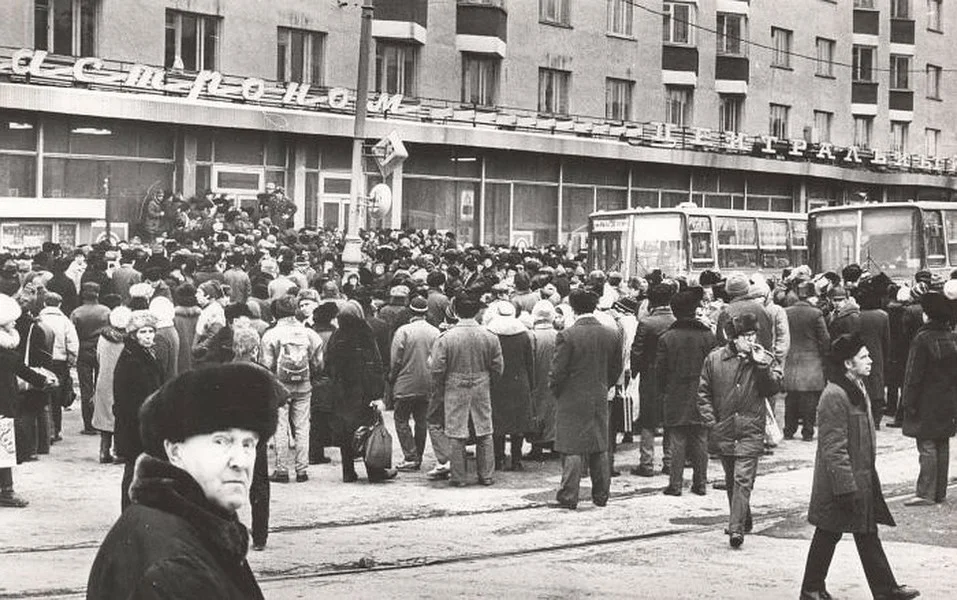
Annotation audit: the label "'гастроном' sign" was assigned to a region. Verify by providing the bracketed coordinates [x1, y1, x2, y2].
[2, 48, 957, 178]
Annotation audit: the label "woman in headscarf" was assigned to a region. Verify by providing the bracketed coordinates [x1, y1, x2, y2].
[526, 300, 558, 460]
[487, 301, 534, 472]
[324, 301, 394, 482]
[112, 310, 164, 511]
[92, 306, 131, 464]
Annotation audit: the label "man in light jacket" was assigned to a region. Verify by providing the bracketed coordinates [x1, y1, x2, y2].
[38, 291, 79, 443]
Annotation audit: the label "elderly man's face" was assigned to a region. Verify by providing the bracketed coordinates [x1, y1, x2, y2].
[167, 428, 259, 513]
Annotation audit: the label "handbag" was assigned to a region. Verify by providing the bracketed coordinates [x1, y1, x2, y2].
[764, 399, 784, 447]
[364, 409, 393, 470]
[16, 324, 56, 393]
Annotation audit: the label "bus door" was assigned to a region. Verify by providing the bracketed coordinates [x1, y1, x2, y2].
[758, 218, 790, 270]
[687, 214, 716, 272]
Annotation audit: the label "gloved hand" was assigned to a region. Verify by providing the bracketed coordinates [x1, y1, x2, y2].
[835, 492, 856, 512]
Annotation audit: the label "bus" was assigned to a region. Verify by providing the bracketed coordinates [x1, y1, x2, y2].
[588, 204, 808, 279]
[808, 201, 957, 280]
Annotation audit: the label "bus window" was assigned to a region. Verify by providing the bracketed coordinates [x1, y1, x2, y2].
[688, 215, 714, 267]
[633, 214, 685, 275]
[944, 211, 957, 267]
[758, 219, 790, 270]
[812, 212, 858, 272]
[790, 219, 808, 266]
[716, 217, 759, 270]
[590, 233, 623, 273]
[923, 210, 946, 268]
[860, 208, 920, 275]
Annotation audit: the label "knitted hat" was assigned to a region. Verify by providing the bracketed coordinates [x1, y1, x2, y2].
[910, 282, 929, 302]
[139, 363, 282, 460]
[0, 293, 22, 328]
[531, 299, 556, 323]
[612, 296, 640, 315]
[409, 296, 428, 314]
[725, 273, 750, 298]
[126, 309, 157, 333]
[390, 285, 410, 298]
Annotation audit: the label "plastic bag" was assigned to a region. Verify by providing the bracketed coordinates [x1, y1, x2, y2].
[764, 399, 784, 447]
[364, 412, 393, 470]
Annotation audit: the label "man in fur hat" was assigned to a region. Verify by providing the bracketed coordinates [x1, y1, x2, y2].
[87, 363, 281, 598]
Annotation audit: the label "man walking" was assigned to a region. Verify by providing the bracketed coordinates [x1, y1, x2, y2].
[699, 313, 781, 548]
[430, 293, 503, 487]
[390, 296, 439, 471]
[260, 296, 323, 483]
[549, 289, 622, 509]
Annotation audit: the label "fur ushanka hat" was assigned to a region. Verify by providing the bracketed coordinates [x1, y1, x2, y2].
[139, 362, 283, 460]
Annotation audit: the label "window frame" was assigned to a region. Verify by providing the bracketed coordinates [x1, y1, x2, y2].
[890, 121, 909, 154]
[853, 116, 874, 148]
[34, 0, 97, 56]
[604, 77, 633, 121]
[815, 37, 835, 77]
[662, 2, 695, 46]
[606, 0, 633, 37]
[926, 64, 942, 99]
[664, 86, 693, 128]
[854, 0, 875, 8]
[890, 0, 911, 19]
[927, 0, 943, 31]
[771, 27, 792, 69]
[538, 68, 570, 116]
[852, 45, 875, 82]
[718, 95, 743, 133]
[165, 9, 220, 71]
[889, 54, 910, 90]
[374, 40, 418, 96]
[716, 13, 747, 56]
[769, 103, 790, 139]
[814, 110, 833, 143]
[276, 27, 326, 85]
[462, 53, 500, 107]
[925, 127, 941, 156]
[540, 0, 571, 26]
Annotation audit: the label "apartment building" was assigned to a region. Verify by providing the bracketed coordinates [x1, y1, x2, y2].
[0, 0, 955, 248]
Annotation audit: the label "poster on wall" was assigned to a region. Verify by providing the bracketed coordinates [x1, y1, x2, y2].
[511, 230, 533, 249]
[460, 189, 474, 221]
[0, 223, 53, 252]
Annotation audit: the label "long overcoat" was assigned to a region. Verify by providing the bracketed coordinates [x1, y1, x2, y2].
[550, 315, 622, 454]
[490, 328, 534, 435]
[528, 325, 558, 443]
[431, 319, 504, 439]
[808, 378, 895, 534]
[91, 327, 125, 432]
[630, 306, 675, 429]
[859, 308, 889, 402]
[655, 318, 717, 427]
[783, 301, 830, 392]
[112, 338, 164, 459]
[901, 321, 957, 440]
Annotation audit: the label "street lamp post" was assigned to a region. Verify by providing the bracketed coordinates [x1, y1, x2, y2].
[340, 0, 375, 273]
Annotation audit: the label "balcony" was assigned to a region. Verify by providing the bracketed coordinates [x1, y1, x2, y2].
[853, 10, 880, 35]
[715, 55, 749, 81]
[890, 19, 915, 45]
[372, 0, 428, 44]
[662, 45, 698, 74]
[456, 0, 508, 57]
[890, 89, 914, 111]
[852, 81, 878, 104]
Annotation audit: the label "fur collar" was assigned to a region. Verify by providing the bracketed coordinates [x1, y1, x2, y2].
[130, 454, 250, 565]
[175, 305, 202, 318]
[99, 326, 125, 343]
[832, 374, 867, 407]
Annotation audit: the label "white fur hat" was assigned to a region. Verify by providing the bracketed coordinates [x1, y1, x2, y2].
[0, 293, 22, 328]
[109, 306, 133, 330]
[944, 279, 957, 301]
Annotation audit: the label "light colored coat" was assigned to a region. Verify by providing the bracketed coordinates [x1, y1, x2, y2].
[38, 306, 79, 364]
[430, 319, 503, 439]
[92, 328, 125, 432]
[390, 317, 439, 398]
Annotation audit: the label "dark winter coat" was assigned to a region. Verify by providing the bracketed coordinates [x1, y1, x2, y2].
[901, 321, 957, 440]
[827, 301, 861, 340]
[324, 314, 384, 445]
[884, 301, 907, 388]
[550, 315, 622, 454]
[489, 329, 534, 435]
[173, 306, 201, 374]
[859, 309, 889, 401]
[0, 342, 47, 417]
[698, 345, 781, 457]
[783, 301, 830, 392]
[655, 318, 718, 427]
[14, 313, 53, 413]
[87, 455, 264, 599]
[630, 306, 675, 428]
[112, 338, 164, 459]
[807, 377, 895, 534]
[46, 270, 78, 315]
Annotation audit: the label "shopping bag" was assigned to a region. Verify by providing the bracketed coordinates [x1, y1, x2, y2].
[364, 413, 393, 470]
[764, 399, 784, 447]
[624, 372, 640, 425]
[0, 418, 16, 469]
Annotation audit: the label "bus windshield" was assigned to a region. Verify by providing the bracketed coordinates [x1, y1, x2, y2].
[860, 208, 921, 275]
[633, 214, 684, 275]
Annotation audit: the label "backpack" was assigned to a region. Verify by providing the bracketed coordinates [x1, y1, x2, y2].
[276, 329, 311, 385]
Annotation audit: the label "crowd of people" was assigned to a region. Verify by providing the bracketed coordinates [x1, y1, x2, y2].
[0, 216, 953, 599]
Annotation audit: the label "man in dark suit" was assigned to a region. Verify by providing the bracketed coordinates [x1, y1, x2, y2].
[549, 289, 622, 509]
[783, 282, 830, 441]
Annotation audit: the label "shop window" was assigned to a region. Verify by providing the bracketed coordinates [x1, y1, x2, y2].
[277, 27, 325, 85]
[605, 78, 633, 121]
[0, 156, 37, 197]
[462, 54, 499, 107]
[597, 188, 627, 212]
[375, 41, 417, 96]
[514, 184, 558, 246]
[487, 151, 559, 182]
[35, 0, 97, 56]
[538, 68, 570, 116]
[213, 130, 264, 165]
[0, 114, 37, 151]
[562, 187, 593, 238]
[632, 189, 659, 208]
[484, 182, 511, 245]
[165, 9, 220, 71]
[944, 211, 957, 265]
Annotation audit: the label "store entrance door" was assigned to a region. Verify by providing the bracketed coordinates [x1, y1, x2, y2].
[320, 173, 351, 231]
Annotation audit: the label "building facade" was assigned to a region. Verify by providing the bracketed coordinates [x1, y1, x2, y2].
[1, 0, 956, 250]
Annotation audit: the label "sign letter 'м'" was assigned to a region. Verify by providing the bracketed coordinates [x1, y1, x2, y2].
[372, 131, 409, 177]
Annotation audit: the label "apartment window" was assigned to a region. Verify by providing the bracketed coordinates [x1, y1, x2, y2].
[927, 0, 943, 30]
[540, 0, 570, 26]
[927, 64, 942, 98]
[815, 38, 835, 77]
[165, 10, 220, 71]
[607, 0, 633, 36]
[34, 0, 97, 56]
[716, 13, 746, 56]
[769, 104, 789, 138]
[890, 0, 911, 18]
[854, 116, 873, 147]
[538, 68, 570, 115]
[462, 54, 499, 106]
[605, 78, 633, 121]
[771, 27, 792, 68]
[375, 42, 417, 95]
[662, 2, 695, 45]
[852, 45, 875, 82]
[277, 28, 325, 85]
[890, 55, 910, 89]
[719, 95, 743, 133]
[890, 121, 909, 153]
[665, 86, 693, 128]
[854, 0, 875, 7]
[925, 128, 940, 155]
[814, 111, 833, 143]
